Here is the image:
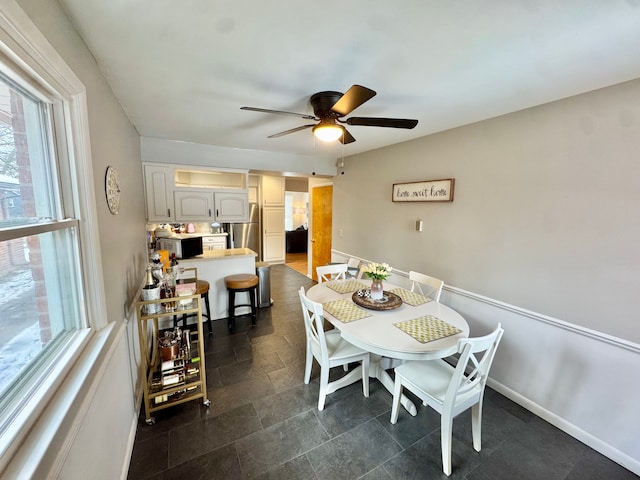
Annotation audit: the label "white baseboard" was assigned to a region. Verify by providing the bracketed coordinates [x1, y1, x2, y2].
[487, 378, 640, 476]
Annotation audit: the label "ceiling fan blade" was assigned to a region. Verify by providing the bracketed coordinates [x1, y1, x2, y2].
[344, 117, 418, 129]
[338, 127, 356, 144]
[330, 85, 376, 117]
[241, 106, 317, 120]
[267, 124, 315, 138]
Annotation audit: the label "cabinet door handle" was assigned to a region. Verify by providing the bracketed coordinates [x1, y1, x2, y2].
[168, 208, 171, 217]
[209, 209, 211, 217]
[216, 209, 219, 217]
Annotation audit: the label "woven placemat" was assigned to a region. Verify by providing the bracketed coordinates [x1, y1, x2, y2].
[389, 288, 432, 306]
[394, 315, 462, 343]
[325, 279, 369, 294]
[323, 299, 372, 323]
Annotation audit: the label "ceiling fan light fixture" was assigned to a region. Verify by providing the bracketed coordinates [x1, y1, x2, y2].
[312, 122, 343, 142]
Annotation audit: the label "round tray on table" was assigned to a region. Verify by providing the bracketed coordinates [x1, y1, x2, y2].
[352, 290, 403, 310]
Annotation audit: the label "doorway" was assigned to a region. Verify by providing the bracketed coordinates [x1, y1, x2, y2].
[284, 179, 309, 275]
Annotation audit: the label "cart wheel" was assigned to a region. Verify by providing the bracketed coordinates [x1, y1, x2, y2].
[145, 417, 156, 426]
[203, 399, 211, 407]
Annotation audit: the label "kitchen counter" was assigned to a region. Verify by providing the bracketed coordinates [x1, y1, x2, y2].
[178, 249, 258, 321]
[182, 248, 256, 261]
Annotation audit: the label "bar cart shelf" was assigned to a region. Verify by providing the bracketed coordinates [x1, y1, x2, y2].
[136, 292, 209, 425]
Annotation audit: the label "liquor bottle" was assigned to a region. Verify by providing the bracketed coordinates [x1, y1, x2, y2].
[143, 265, 157, 288]
[141, 265, 159, 314]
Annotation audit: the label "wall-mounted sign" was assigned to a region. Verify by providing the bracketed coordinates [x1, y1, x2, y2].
[392, 179, 455, 202]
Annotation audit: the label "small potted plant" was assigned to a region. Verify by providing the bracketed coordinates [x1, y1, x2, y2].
[362, 262, 392, 300]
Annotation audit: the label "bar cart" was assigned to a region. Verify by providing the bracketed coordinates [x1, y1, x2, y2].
[136, 290, 210, 425]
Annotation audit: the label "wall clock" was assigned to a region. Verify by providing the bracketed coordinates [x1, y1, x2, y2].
[105, 165, 121, 215]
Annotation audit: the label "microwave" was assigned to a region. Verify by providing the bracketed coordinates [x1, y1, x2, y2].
[156, 236, 203, 259]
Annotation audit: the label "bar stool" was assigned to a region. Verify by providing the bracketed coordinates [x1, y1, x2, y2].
[224, 273, 259, 329]
[174, 268, 212, 336]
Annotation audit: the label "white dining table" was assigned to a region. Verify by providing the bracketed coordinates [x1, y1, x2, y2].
[306, 280, 469, 415]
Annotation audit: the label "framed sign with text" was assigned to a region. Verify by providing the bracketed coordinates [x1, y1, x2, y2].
[392, 179, 455, 202]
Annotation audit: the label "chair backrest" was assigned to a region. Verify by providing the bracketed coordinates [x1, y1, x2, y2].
[316, 263, 348, 284]
[298, 287, 330, 362]
[409, 270, 444, 302]
[445, 324, 504, 407]
[346, 258, 362, 279]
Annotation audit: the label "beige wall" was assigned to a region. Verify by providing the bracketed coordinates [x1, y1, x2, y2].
[333, 78, 640, 343]
[18, 0, 147, 321]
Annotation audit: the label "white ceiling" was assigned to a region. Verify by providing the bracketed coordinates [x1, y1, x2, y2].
[59, 0, 640, 160]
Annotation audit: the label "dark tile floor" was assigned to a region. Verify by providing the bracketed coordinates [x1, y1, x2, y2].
[127, 265, 638, 480]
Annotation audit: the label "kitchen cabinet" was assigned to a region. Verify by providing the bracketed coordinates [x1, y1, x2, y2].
[173, 190, 249, 222]
[214, 192, 249, 222]
[262, 206, 285, 264]
[174, 190, 212, 221]
[144, 164, 175, 222]
[261, 175, 285, 207]
[136, 291, 209, 425]
[201, 235, 227, 250]
[143, 163, 249, 222]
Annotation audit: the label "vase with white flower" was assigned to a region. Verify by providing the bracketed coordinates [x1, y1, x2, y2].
[362, 262, 392, 301]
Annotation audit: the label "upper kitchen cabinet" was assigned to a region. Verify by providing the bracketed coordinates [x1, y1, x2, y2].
[144, 164, 175, 222]
[143, 163, 249, 222]
[214, 192, 249, 222]
[174, 190, 213, 221]
[174, 190, 249, 222]
[261, 175, 285, 206]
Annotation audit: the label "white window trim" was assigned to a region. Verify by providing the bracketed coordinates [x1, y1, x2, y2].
[0, 0, 109, 475]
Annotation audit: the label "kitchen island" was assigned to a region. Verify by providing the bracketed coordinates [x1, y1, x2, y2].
[179, 248, 258, 321]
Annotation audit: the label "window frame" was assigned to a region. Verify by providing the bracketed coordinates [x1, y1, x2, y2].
[0, 1, 108, 473]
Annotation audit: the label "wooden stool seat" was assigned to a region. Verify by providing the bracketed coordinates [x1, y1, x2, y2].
[224, 274, 259, 329]
[224, 274, 259, 290]
[194, 279, 210, 295]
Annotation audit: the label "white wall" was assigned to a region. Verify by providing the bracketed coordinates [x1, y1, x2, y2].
[331, 80, 640, 474]
[9, 0, 146, 477]
[334, 79, 640, 344]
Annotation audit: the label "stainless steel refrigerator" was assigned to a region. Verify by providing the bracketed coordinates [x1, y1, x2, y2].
[223, 203, 261, 260]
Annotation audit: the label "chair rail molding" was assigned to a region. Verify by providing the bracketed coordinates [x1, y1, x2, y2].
[331, 249, 640, 476]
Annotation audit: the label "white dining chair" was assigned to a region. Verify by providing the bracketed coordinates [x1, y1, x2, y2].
[390, 324, 504, 476]
[409, 270, 444, 302]
[316, 263, 349, 284]
[346, 257, 361, 279]
[298, 287, 370, 410]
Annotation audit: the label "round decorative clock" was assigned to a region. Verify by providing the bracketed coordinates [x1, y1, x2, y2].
[105, 165, 121, 215]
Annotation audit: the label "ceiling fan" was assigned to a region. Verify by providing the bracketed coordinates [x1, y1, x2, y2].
[241, 84, 418, 144]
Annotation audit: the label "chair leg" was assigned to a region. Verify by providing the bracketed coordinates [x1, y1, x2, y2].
[318, 365, 329, 411]
[227, 289, 235, 329]
[441, 415, 454, 476]
[249, 287, 257, 326]
[203, 292, 212, 336]
[390, 376, 403, 424]
[471, 401, 483, 452]
[304, 346, 313, 384]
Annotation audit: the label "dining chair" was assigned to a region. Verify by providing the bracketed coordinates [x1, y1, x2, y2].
[298, 287, 370, 410]
[346, 257, 361, 279]
[316, 263, 349, 284]
[390, 324, 504, 476]
[409, 270, 444, 302]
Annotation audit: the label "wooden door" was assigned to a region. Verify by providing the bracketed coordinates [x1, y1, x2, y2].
[311, 185, 332, 282]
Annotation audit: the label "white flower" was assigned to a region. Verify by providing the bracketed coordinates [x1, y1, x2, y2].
[363, 262, 392, 281]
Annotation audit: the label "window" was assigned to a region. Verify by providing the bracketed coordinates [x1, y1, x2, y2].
[0, 67, 88, 443]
